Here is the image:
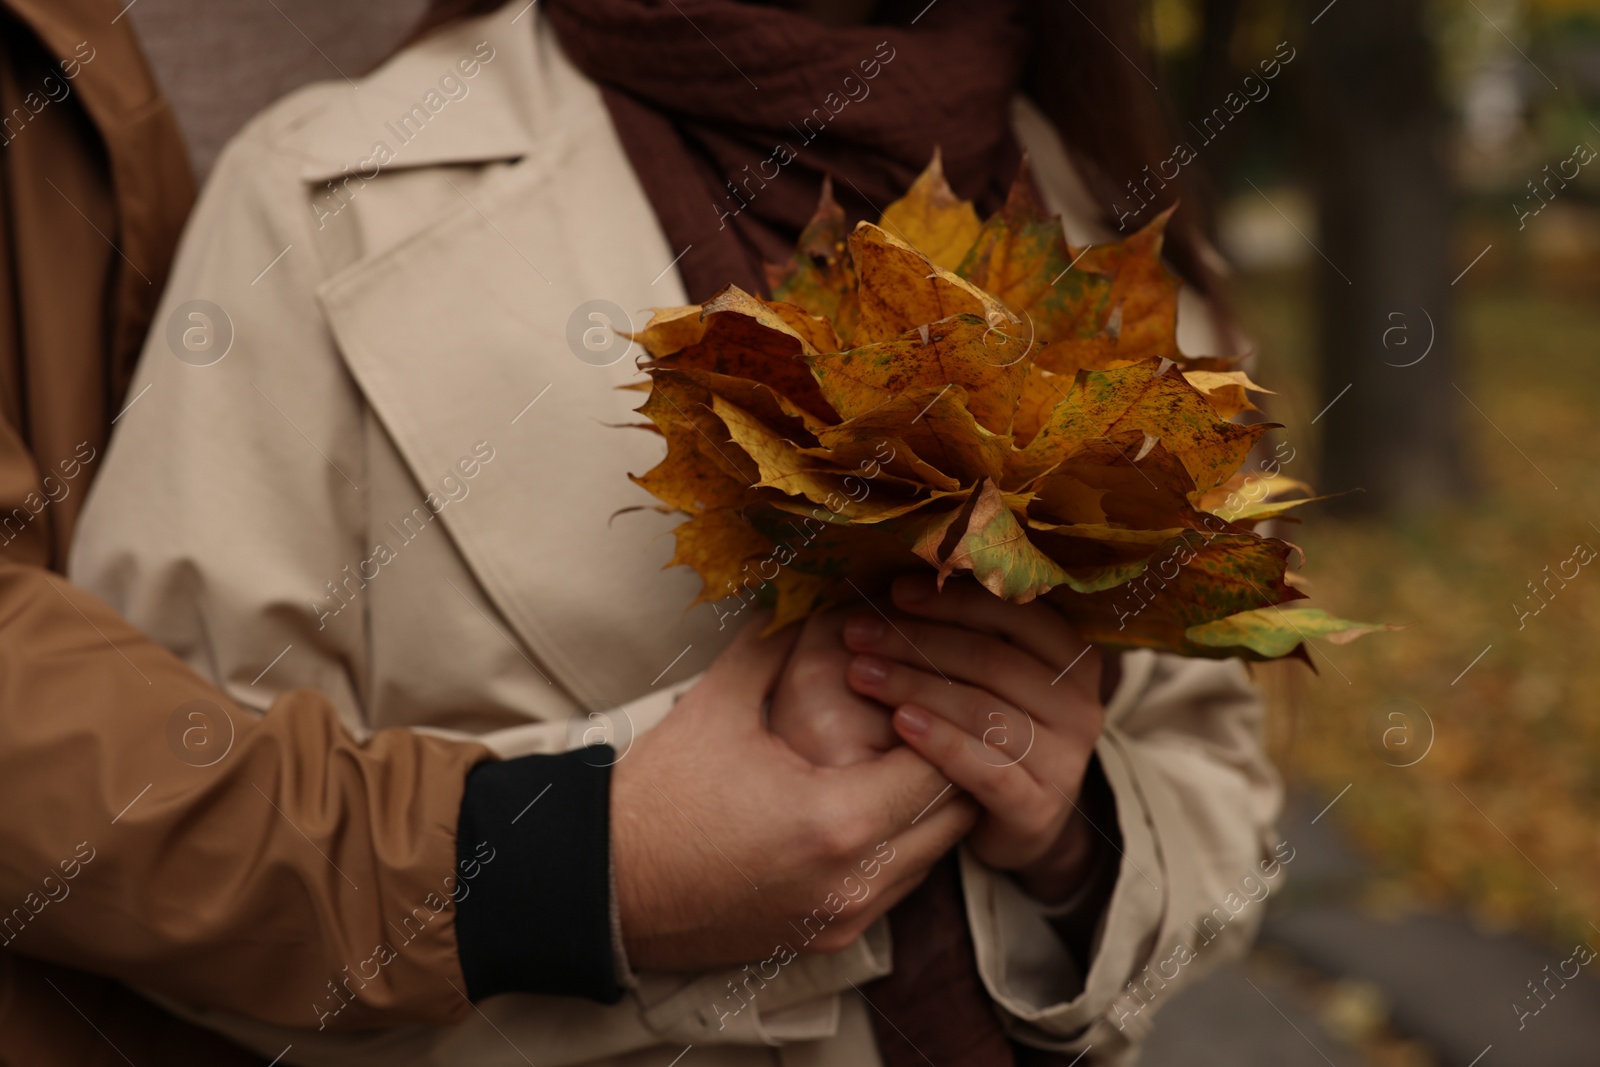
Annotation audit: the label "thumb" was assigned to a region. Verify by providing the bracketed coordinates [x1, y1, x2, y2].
[698, 611, 800, 720]
[834, 744, 954, 836]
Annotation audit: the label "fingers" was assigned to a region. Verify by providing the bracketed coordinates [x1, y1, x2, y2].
[848, 653, 1007, 742]
[700, 611, 802, 721]
[857, 795, 976, 908]
[843, 610, 1064, 721]
[793, 606, 849, 653]
[801, 793, 977, 953]
[889, 574, 1100, 695]
[831, 743, 955, 835]
[889, 703, 1055, 842]
[848, 653, 1085, 776]
[770, 608, 897, 766]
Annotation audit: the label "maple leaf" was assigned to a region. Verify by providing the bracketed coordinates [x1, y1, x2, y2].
[1184, 369, 1274, 420]
[850, 223, 1016, 345]
[622, 154, 1388, 660]
[1184, 608, 1405, 660]
[807, 314, 1029, 434]
[877, 147, 982, 272]
[767, 176, 858, 345]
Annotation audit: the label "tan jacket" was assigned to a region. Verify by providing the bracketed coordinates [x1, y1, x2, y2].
[0, 2, 486, 1063]
[69, 6, 1283, 1066]
[0, 4, 925, 1064]
[0, 0, 191, 569]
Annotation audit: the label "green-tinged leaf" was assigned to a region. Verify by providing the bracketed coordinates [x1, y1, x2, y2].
[1185, 607, 1403, 659]
[897, 479, 1118, 602]
[956, 163, 1112, 343]
[1215, 493, 1346, 524]
[1047, 529, 1304, 650]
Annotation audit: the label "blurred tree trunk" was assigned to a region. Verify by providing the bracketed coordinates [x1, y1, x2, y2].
[1191, 0, 1245, 201]
[1302, 0, 1471, 512]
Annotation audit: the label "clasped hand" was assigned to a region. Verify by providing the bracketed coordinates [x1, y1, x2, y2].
[611, 574, 1108, 972]
[770, 573, 1108, 904]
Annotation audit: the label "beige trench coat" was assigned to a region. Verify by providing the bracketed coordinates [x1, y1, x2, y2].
[70, 6, 1284, 1065]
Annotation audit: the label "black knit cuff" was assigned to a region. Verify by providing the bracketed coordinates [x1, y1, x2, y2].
[454, 746, 624, 1003]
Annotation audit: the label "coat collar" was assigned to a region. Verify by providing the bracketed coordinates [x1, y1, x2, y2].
[289, 5, 547, 184]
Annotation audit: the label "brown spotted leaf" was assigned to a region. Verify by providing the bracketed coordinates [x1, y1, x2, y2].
[1048, 530, 1304, 651]
[807, 314, 1029, 434]
[851, 223, 1016, 345]
[1008, 360, 1273, 497]
[650, 286, 837, 421]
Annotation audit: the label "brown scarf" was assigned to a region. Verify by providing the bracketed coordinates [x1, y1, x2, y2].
[545, 0, 1026, 301]
[545, 3, 1097, 1063]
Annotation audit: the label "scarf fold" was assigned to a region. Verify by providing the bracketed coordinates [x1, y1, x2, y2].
[546, 0, 1026, 301]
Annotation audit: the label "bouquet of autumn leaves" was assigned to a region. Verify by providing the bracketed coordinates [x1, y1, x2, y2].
[625, 156, 1389, 661]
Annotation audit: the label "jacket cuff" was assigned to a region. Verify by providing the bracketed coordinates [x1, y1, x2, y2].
[454, 745, 625, 1004]
[1044, 756, 1121, 973]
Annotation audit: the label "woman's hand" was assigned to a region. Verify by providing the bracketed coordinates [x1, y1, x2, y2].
[768, 607, 897, 768]
[840, 574, 1109, 904]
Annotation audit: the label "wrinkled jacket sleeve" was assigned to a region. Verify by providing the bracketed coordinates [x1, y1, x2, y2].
[25, 99, 513, 1030]
[0, 561, 491, 1029]
[960, 649, 1284, 1063]
[57, 95, 628, 1034]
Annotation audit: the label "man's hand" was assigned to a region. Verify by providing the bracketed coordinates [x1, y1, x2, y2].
[840, 575, 1109, 904]
[610, 613, 976, 971]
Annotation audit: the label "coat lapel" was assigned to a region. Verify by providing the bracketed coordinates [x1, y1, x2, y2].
[314, 14, 728, 708]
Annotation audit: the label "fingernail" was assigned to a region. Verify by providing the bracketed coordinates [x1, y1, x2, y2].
[894, 574, 933, 604]
[851, 655, 889, 686]
[895, 705, 930, 736]
[844, 614, 885, 645]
